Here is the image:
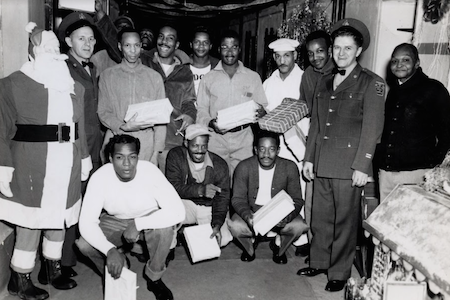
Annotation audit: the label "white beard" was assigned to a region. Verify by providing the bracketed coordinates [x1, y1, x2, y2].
[21, 52, 74, 94]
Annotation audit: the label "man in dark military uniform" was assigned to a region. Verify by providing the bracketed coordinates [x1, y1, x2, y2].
[297, 18, 385, 292]
[58, 12, 104, 278]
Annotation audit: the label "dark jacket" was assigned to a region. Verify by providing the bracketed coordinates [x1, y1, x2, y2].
[231, 156, 304, 224]
[305, 64, 385, 179]
[66, 54, 103, 165]
[166, 146, 230, 227]
[376, 68, 450, 171]
[141, 50, 197, 150]
[95, 14, 122, 63]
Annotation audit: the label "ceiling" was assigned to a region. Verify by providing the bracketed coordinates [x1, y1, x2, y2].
[125, 0, 285, 19]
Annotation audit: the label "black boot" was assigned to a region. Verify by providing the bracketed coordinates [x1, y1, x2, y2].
[147, 279, 174, 300]
[8, 270, 49, 300]
[38, 259, 77, 290]
[269, 240, 287, 264]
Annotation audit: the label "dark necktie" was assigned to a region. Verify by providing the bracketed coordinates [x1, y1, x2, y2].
[332, 68, 346, 76]
[82, 61, 94, 68]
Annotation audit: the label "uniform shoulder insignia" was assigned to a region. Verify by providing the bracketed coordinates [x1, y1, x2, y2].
[375, 81, 385, 97]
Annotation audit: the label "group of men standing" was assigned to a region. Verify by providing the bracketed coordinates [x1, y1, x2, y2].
[1, 4, 450, 300]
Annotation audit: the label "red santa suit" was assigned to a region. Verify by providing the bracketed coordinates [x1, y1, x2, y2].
[0, 25, 91, 281]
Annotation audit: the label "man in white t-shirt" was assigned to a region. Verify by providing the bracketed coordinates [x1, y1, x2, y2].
[228, 130, 307, 264]
[189, 28, 219, 95]
[76, 134, 185, 300]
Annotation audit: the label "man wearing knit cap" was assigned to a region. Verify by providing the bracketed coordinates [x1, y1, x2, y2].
[0, 22, 91, 299]
[263, 37, 310, 258]
[298, 18, 385, 292]
[165, 124, 232, 260]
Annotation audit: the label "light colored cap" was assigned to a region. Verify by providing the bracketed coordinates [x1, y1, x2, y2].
[185, 124, 211, 140]
[268, 38, 300, 52]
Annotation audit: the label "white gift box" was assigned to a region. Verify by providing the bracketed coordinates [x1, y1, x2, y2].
[183, 223, 221, 263]
[253, 190, 295, 236]
[124, 98, 173, 124]
[216, 100, 259, 131]
[59, 0, 95, 12]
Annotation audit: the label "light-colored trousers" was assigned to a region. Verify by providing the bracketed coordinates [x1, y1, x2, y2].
[11, 226, 65, 273]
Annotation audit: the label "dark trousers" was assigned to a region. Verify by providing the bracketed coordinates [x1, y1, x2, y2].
[309, 177, 362, 281]
[228, 214, 308, 256]
[62, 161, 101, 267]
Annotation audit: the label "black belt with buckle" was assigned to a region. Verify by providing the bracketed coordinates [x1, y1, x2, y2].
[13, 123, 79, 143]
[228, 123, 250, 133]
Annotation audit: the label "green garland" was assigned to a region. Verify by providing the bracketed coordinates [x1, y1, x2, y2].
[276, 0, 332, 70]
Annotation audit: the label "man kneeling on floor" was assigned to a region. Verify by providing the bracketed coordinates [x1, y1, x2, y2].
[165, 124, 233, 255]
[76, 134, 185, 300]
[228, 130, 308, 264]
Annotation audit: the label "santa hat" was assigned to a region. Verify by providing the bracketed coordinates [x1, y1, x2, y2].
[25, 22, 59, 59]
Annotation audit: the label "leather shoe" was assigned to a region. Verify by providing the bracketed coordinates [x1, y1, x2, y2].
[269, 240, 287, 264]
[295, 243, 310, 257]
[240, 251, 255, 262]
[273, 252, 287, 264]
[297, 267, 326, 277]
[147, 279, 173, 300]
[325, 280, 346, 292]
[61, 266, 77, 278]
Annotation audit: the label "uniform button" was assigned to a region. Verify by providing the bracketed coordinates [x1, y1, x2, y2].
[324, 136, 329, 140]
[390, 131, 394, 135]
[329, 109, 334, 112]
[326, 123, 331, 126]
[393, 118, 397, 121]
[348, 143, 351, 147]
[388, 144, 393, 148]
[387, 154, 391, 158]
[396, 104, 400, 108]
[349, 94, 353, 98]
[331, 96, 336, 100]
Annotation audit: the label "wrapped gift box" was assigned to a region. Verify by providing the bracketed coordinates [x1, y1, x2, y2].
[258, 98, 308, 133]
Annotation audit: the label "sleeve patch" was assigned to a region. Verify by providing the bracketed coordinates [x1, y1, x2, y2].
[365, 153, 372, 159]
[375, 81, 385, 97]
